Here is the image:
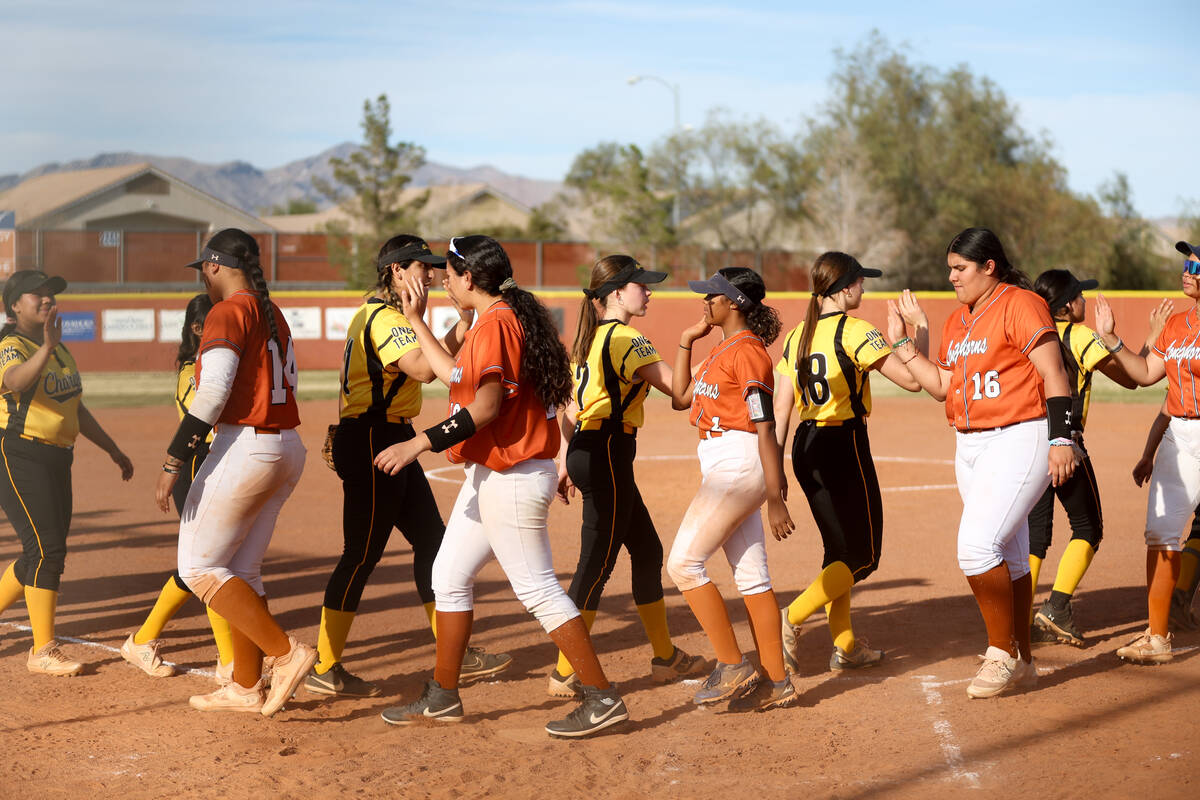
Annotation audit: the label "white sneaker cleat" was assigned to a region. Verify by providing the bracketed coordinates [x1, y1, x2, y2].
[27, 640, 82, 677]
[120, 633, 174, 677]
[261, 637, 317, 717]
[966, 646, 1019, 699]
[1116, 629, 1173, 664]
[190, 679, 265, 712]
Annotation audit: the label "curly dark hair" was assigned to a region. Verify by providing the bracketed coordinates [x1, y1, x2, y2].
[447, 235, 571, 409]
[719, 266, 781, 346]
[175, 293, 214, 369]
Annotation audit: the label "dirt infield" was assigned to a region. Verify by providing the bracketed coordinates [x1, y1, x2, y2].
[2, 393, 1198, 799]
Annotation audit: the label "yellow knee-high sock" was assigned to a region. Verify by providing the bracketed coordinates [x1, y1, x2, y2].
[133, 578, 192, 644]
[316, 607, 356, 674]
[556, 609, 597, 676]
[206, 607, 235, 666]
[1051, 540, 1096, 597]
[1028, 554, 1044, 623]
[423, 601, 437, 636]
[1176, 536, 1200, 592]
[636, 599, 676, 661]
[25, 586, 57, 651]
[0, 562, 23, 613]
[787, 562, 854, 626]
[827, 590, 855, 651]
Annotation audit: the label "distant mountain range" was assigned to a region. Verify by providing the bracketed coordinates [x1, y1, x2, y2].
[0, 145, 564, 215]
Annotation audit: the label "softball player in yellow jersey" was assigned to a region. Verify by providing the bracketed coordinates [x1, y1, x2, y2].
[1025, 270, 1147, 647]
[547, 255, 705, 696]
[0, 270, 133, 676]
[774, 253, 921, 673]
[309, 235, 509, 698]
[120, 293, 239, 681]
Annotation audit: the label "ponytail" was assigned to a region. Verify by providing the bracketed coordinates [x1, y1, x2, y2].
[794, 293, 822, 388]
[502, 284, 572, 409]
[449, 234, 571, 409]
[718, 266, 780, 346]
[571, 255, 636, 366]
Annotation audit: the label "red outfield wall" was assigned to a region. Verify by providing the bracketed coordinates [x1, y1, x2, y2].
[54, 290, 1179, 374]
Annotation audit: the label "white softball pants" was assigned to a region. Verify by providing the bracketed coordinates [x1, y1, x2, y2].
[177, 426, 306, 603]
[431, 458, 580, 633]
[1144, 417, 1200, 550]
[955, 419, 1050, 579]
[667, 431, 772, 595]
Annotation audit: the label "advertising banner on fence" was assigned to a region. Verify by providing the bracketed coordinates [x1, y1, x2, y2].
[102, 309, 156, 342]
[59, 311, 96, 342]
[324, 306, 357, 341]
[159, 309, 186, 342]
[280, 306, 322, 339]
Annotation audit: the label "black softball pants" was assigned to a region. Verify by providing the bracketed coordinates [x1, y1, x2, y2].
[325, 417, 444, 610]
[791, 419, 883, 582]
[0, 437, 73, 591]
[1027, 450, 1102, 559]
[168, 445, 209, 594]
[564, 427, 665, 611]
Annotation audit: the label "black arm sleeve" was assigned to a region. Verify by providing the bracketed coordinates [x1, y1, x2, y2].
[746, 387, 774, 424]
[167, 413, 215, 461]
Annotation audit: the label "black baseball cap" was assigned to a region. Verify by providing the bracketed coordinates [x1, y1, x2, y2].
[184, 228, 260, 270]
[3, 270, 68, 312]
[822, 258, 882, 297]
[586, 261, 668, 299]
[1178, 241, 1200, 259]
[688, 273, 755, 311]
[1046, 274, 1099, 312]
[378, 238, 447, 268]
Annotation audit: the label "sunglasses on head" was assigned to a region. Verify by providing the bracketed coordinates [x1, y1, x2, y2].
[1185, 258, 1200, 276]
[449, 237, 463, 259]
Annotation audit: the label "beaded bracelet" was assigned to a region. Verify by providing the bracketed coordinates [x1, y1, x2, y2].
[892, 337, 913, 350]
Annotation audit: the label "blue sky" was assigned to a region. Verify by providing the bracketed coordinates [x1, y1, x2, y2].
[4, 1, 1197, 217]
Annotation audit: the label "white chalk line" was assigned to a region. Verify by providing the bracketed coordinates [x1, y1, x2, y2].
[1, 621, 217, 680]
[916, 674, 982, 788]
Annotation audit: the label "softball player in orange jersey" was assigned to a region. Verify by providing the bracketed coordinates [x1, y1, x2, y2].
[1091, 240, 1200, 664]
[775, 253, 923, 674]
[373, 235, 627, 738]
[121, 293, 238, 681]
[890, 227, 1075, 698]
[547, 255, 705, 696]
[155, 229, 316, 716]
[309, 235, 509, 698]
[668, 267, 797, 712]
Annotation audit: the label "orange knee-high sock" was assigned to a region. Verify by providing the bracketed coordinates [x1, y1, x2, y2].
[433, 610, 472, 690]
[966, 563, 1016, 657]
[682, 582, 742, 665]
[0, 561, 23, 613]
[556, 608, 597, 677]
[206, 578, 289, 657]
[1010, 572, 1033, 662]
[549, 615, 609, 690]
[743, 589, 785, 682]
[1148, 550, 1182, 636]
[229, 621, 264, 689]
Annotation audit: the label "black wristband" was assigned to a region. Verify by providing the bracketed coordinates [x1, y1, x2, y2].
[424, 408, 477, 453]
[746, 387, 774, 424]
[1046, 396, 1073, 441]
[167, 413, 214, 462]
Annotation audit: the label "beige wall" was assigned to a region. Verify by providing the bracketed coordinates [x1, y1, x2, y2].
[34, 180, 268, 232]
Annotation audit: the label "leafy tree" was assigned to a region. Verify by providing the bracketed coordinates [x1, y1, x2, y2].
[808, 33, 1112, 287]
[1100, 173, 1170, 289]
[563, 142, 674, 246]
[312, 94, 428, 287]
[525, 202, 568, 241]
[656, 110, 809, 250]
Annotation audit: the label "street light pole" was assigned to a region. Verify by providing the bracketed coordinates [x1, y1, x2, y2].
[627, 74, 681, 231]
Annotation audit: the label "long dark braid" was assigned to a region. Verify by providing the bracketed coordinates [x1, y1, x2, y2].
[198, 228, 280, 351]
[449, 235, 572, 409]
